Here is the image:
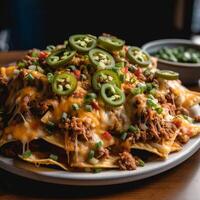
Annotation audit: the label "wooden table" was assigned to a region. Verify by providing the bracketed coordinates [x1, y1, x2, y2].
[0, 51, 199, 200]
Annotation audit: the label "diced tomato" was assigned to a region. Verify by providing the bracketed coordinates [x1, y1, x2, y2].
[134, 67, 142, 77]
[124, 46, 129, 52]
[173, 119, 182, 128]
[91, 101, 100, 110]
[73, 70, 81, 79]
[102, 131, 112, 140]
[124, 66, 128, 73]
[39, 51, 48, 59]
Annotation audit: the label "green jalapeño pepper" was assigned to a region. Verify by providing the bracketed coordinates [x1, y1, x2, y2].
[155, 70, 179, 80]
[92, 69, 121, 91]
[46, 48, 76, 68]
[52, 73, 77, 96]
[127, 47, 151, 67]
[69, 34, 97, 53]
[97, 36, 125, 52]
[100, 83, 125, 107]
[89, 48, 115, 70]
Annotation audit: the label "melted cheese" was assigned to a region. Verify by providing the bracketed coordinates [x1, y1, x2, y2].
[53, 85, 85, 120]
[4, 119, 46, 143]
[168, 80, 200, 108]
[53, 96, 83, 120]
[0, 66, 16, 79]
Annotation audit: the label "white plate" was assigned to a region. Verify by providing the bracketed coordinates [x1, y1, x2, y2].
[0, 136, 199, 186]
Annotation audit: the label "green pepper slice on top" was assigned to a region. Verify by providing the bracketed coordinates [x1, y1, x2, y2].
[69, 34, 97, 53]
[155, 70, 179, 80]
[46, 49, 76, 68]
[100, 83, 125, 107]
[92, 69, 121, 91]
[52, 73, 77, 96]
[97, 36, 125, 52]
[89, 48, 115, 70]
[127, 47, 151, 67]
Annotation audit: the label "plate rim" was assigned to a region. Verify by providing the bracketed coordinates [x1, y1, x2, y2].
[0, 136, 199, 186]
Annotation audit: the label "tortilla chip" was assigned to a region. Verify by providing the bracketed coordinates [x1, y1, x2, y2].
[131, 131, 178, 158]
[168, 81, 200, 109]
[71, 156, 118, 169]
[0, 134, 15, 148]
[188, 124, 200, 138]
[170, 142, 182, 153]
[42, 133, 65, 149]
[19, 153, 68, 171]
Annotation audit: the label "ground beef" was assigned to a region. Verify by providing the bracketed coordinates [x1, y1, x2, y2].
[31, 99, 58, 116]
[21, 95, 31, 112]
[194, 116, 200, 122]
[64, 117, 92, 141]
[96, 147, 109, 159]
[176, 106, 189, 116]
[118, 151, 136, 170]
[0, 75, 8, 87]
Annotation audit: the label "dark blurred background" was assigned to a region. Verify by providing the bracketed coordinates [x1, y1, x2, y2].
[0, 0, 199, 51]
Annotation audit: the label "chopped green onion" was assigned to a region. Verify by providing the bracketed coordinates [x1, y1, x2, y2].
[49, 154, 58, 161]
[155, 107, 163, 114]
[17, 61, 26, 68]
[138, 159, 145, 167]
[115, 62, 124, 68]
[88, 150, 95, 160]
[128, 125, 140, 134]
[149, 88, 156, 95]
[68, 65, 76, 71]
[28, 65, 37, 71]
[37, 66, 44, 73]
[47, 73, 54, 83]
[93, 168, 102, 173]
[24, 73, 35, 81]
[84, 93, 97, 103]
[131, 88, 141, 96]
[61, 112, 68, 122]
[146, 83, 154, 92]
[121, 132, 128, 141]
[147, 94, 154, 99]
[72, 103, 80, 111]
[31, 51, 39, 58]
[119, 74, 126, 82]
[95, 141, 103, 149]
[22, 150, 32, 159]
[85, 104, 93, 112]
[147, 98, 157, 108]
[182, 115, 194, 123]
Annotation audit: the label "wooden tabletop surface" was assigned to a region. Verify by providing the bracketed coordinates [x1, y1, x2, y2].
[0, 51, 199, 200]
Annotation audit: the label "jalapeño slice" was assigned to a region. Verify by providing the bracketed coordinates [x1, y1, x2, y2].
[46, 48, 76, 68]
[92, 69, 121, 91]
[89, 48, 115, 70]
[97, 36, 125, 52]
[52, 73, 77, 96]
[100, 83, 125, 107]
[127, 47, 151, 67]
[155, 70, 179, 80]
[69, 34, 97, 53]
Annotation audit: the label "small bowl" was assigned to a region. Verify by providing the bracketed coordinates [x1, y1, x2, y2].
[142, 39, 200, 85]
